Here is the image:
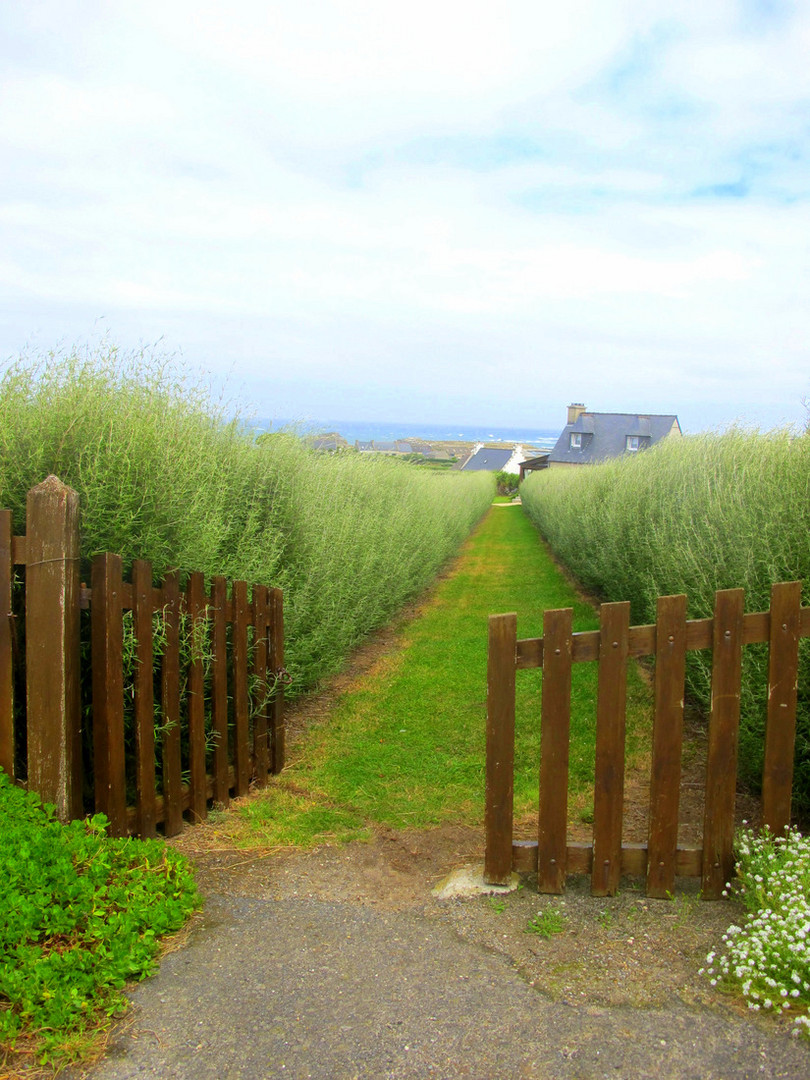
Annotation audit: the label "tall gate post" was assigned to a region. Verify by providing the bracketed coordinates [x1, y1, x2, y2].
[26, 476, 82, 821]
[484, 613, 517, 885]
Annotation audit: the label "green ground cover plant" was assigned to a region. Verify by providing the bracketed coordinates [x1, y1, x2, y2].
[526, 909, 567, 938]
[701, 825, 810, 1039]
[0, 345, 492, 694]
[520, 429, 810, 814]
[0, 770, 200, 1069]
[222, 506, 653, 848]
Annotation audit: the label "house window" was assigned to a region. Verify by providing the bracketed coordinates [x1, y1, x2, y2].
[626, 436, 640, 452]
[570, 432, 582, 449]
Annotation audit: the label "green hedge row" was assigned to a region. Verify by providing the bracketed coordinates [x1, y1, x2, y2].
[0, 346, 493, 692]
[520, 429, 810, 815]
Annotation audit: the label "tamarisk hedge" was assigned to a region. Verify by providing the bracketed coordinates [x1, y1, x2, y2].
[520, 429, 810, 815]
[0, 346, 493, 692]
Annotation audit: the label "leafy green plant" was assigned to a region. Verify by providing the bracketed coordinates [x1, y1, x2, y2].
[701, 825, 810, 1038]
[526, 909, 567, 938]
[0, 770, 200, 1067]
[493, 470, 519, 497]
[597, 908, 614, 930]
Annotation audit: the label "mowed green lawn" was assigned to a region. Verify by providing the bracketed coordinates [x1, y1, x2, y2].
[224, 506, 653, 847]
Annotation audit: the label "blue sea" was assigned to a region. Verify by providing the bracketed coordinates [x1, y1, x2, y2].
[256, 418, 560, 451]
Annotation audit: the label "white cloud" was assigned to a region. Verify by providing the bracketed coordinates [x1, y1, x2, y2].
[0, 0, 809, 430]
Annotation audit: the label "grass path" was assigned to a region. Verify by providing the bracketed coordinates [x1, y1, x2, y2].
[222, 506, 653, 848]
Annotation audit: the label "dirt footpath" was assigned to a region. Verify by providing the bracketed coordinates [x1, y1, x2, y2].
[74, 823, 810, 1080]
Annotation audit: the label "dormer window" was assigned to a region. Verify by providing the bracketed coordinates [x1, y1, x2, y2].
[625, 436, 640, 452]
[570, 432, 582, 450]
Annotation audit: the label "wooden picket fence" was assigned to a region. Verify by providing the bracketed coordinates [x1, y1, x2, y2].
[485, 583, 806, 900]
[0, 476, 286, 837]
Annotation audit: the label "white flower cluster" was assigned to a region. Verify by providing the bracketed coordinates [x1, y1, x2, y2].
[700, 825, 810, 1038]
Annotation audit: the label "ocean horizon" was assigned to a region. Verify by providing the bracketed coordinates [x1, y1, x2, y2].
[255, 418, 561, 450]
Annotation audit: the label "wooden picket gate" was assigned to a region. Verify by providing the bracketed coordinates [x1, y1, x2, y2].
[0, 476, 286, 837]
[484, 583, 806, 900]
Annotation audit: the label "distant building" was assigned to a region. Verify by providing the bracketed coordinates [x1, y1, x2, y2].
[355, 440, 414, 454]
[545, 403, 681, 468]
[460, 444, 527, 474]
[308, 433, 349, 452]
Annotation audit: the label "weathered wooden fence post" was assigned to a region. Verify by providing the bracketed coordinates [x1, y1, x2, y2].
[0, 509, 15, 779]
[25, 476, 82, 821]
[484, 612, 517, 885]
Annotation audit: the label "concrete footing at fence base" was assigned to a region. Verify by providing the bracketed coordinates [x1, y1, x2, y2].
[431, 861, 521, 899]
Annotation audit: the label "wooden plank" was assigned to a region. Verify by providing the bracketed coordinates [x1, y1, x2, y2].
[762, 581, 801, 835]
[572, 631, 600, 663]
[12, 534, 27, 565]
[702, 588, 744, 899]
[161, 571, 184, 836]
[269, 587, 286, 774]
[125, 762, 239, 832]
[210, 576, 230, 806]
[537, 607, 573, 894]
[91, 553, 127, 835]
[512, 839, 537, 873]
[25, 477, 83, 822]
[743, 610, 770, 646]
[252, 585, 270, 785]
[516, 842, 703, 882]
[685, 617, 714, 652]
[592, 602, 630, 896]
[132, 560, 156, 837]
[647, 594, 688, 898]
[187, 572, 208, 822]
[484, 613, 517, 885]
[516, 637, 543, 670]
[0, 511, 14, 778]
[232, 580, 250, 797]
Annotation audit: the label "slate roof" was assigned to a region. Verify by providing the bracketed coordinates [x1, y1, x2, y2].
[460, 447, 514, 471]
[549, 412, 681, 465]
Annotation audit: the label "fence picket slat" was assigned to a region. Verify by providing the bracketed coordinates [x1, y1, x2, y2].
[485, 613, 517, 885]
[161, 571, 183, 836]
[25, 478, 82, 821]
[592, 601, 630, 896]
[232, 580, 250, 797]
[646, 594, 688, 898]
[538, 607, 573, 894]
[0, 511, 14, 778]
[269, 587, 286, 774]
[187, 572, 208, 822]
[211, 576, 230, 806]
[132, 560, 156, 837]
[91, 553, 127, 836]
[252, 585, 270, 785]
[702, 588, 745, 899]
[762, 580, 801, 836]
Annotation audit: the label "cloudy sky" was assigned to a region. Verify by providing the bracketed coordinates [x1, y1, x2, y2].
[1, 1, 808, 432]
